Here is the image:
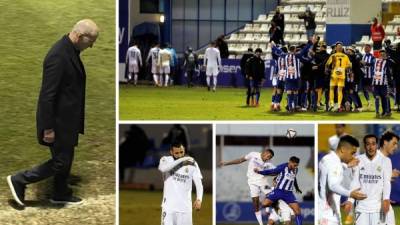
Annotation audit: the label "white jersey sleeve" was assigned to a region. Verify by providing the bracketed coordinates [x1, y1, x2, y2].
[193, 162, 203, 201]
[327, 160, 351, 197]
[158, 156, 192, 173]
[382, 156, 392, 200]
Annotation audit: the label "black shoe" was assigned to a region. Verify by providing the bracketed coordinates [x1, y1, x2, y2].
[50, 196, 83, 205]
[207, 86, 210, 91]
[7, 175, 25, 206]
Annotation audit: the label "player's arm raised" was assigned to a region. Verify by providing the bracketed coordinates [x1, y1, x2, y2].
[158, 156, 194, 173]
[218, 157, 247, 167]
[254, 163, 285, 176]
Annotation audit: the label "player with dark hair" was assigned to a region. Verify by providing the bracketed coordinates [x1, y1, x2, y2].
[360, 44, 375, 109]
[318, 135, 367, 225]
[372, 49, 391, 117]
[240, 48, 254, 106]
[158, 142, 203, 225]
[219, 148, 279, 225]
[245, 48, 266, 107]
[254, 156, 304, 225]
[271, 46, 287, 111]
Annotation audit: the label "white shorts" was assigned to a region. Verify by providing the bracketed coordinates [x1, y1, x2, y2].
[161, 210, 192, 225]
[278, 200, 294, 222]
[318, 219, 340, 225]
[206, 66, 219, 76]
[354, 211, 382, 225]
[128, 63, 139, 73]
[160, 65, 170, 74]
[152, 65, 160, 74]
[248, 183, 272, 198]
[272, 77, 278, 87]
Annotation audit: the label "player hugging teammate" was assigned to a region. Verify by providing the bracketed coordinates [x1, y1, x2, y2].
[264, 35, 398, 118]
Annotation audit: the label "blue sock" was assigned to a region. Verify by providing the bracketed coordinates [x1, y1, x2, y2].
[294, 94, 298, 108]
[256, 92, 260, 103]
[386, 97, 391, 113]
[288, 94, 293, 110]
[295, 214, 303, 225]
[375, 97, 380, 114]
[364, 89, 370, 101]
[310, 91, 316, 109]
[272, 93, 276, 103]
[277, 93, 282, 104]
[301, 93, 307, 108]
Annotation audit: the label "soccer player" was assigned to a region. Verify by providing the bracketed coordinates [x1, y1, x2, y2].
[183, 47, 198, 87]
[311, 42, 330, 111]
[245, 48, 266, 107]
[125, 43, 142, 85]
[271, 46, 287, 111]
[158, 142, 203, 225]
[218, 148, 276, 225]
[146, 43, 161, 86]
[378, 130, 400, 225]
[158, 43, 172, 87]
[204, 41, 222, 91]
[343, 134, 392, 225]
[271, 37, 316, 112]
[318, 135, 367, 225]
[360, 44, 375, 109]
[325, 42, 352, 112]
[254, 156, 303, 225]
[240, 48, 254, 105]
[372, 49, 391, 117]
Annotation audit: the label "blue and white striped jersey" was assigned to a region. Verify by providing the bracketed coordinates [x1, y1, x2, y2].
[267, 59, 277, 81]
[372, 58, 388, 86]
[284, 54, 301, 80]
[276, 56, 286, 81]
[362, 53, 375, 79]
[257, 163, 298, 192]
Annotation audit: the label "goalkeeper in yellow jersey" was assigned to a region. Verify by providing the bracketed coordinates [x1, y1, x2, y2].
[325, 42, 352, 112]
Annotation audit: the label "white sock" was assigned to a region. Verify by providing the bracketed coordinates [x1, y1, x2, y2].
[165, 74, 169, 86]
[128, 73, 132, 81]
[213, 76, 217, 88]
[134, 74, 138, 84]
[159, 74, 164, 86]
[153, 74, 158, 85]
[255, 211, 263, 225]
[206, 76, 211, 86]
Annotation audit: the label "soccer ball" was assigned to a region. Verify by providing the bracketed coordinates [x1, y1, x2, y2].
[286, 128, 297, 139]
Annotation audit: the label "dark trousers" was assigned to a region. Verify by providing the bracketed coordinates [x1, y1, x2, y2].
[187, 70, 195, 86]
[14, 145, 75, 198]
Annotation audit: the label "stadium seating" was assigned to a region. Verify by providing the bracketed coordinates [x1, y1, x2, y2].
[223, 0, 327, 57]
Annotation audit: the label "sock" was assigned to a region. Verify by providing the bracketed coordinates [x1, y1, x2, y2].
[294, 93, 298, 108]
[165, 75, 169, 86]
[128, 73, 132, 81]
[375, 97, 380, 114]
[317, 89, 322, 105]
[363, 89, 370, 101]
[272, 93, 276, 104]
[213, 76, 218, 88]
[382, 96, 388, 114]
[301, 92, 307, 108]
[153, 74, 158, 85]
[256, 91, 260, 104]
[255, 211, 263, 225]
[276, 93, 282, 104]
[338, 88, 343, 108]
[295, 214, 303, 225]
[159, 74, 164, 85]
[134, 74, 138, 84]
[288, 94, 293, 110]
[329, 87, 335, 106]
[206, 76, 211, 87]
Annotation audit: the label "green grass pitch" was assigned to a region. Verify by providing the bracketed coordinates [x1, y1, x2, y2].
[119, 190, 213, 225]
[119, 85, 400, 120]
[0, 0, 115, 224]
[341, 206, 400, 224]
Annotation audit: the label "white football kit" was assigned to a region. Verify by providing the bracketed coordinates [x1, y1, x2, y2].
[158, 156, 203, 225]
[147, 47, 161, 74]
[244, 152, 275, 197]
[348, 152, 392, 225]
[319, 151, 352, 225]
[126, 46, 142, 73]
[204, 47, 221, 76]
[158, 49, 172, 74]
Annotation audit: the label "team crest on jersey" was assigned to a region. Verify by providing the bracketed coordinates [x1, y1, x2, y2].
[360, 167, 365, 171]
[377, 166, 382, 172]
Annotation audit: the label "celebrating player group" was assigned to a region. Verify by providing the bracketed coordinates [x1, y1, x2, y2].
[319, 131, 400, 225]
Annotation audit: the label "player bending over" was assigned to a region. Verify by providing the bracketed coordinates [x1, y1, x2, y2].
[254, 156, 303, 225]
[158, 142, 203, 225]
